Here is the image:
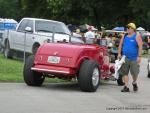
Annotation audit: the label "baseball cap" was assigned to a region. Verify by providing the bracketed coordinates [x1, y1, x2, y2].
[127, 23, 136, 30]
[76, 29, 80, 33]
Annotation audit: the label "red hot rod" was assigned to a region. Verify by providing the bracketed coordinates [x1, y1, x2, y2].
[23, 41, 123, 92]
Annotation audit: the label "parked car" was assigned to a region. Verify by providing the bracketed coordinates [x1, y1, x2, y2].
[1, 18, 83, 58]
[23, 37, 124, 92]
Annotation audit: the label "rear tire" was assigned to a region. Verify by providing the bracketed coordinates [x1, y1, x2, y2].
[4, 40, 13, 59]
[117, 74, 124, 86]
[23, 55, 45, 86]
[78, 60, 100, 92]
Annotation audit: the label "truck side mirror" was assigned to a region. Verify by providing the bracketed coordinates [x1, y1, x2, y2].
[25, 27, 32, 32]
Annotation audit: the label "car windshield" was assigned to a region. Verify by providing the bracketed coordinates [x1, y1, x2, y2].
[35, 20, 71, 35]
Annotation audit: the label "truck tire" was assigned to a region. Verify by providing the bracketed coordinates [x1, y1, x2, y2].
[117, 74, 124, 86]
[4, 40, 13, 59]
[23, 55, 45, 86]
[78, 60, 100, 92]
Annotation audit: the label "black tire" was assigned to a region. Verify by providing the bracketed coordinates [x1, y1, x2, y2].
[4, 40, 13, 59]
[78, 60, 100, 92]
[148, 73, 150, 78]
[110, 54, 115, 63]
[147, 63, 150, 78]
[117, 74, 124, 86]
[32, 44, 40, 55]
[23, 55, 45, 86]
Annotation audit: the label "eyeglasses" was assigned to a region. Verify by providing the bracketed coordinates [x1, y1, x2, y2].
[127, 27, 130, 29]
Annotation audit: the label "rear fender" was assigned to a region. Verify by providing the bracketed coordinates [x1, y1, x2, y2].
[76, 57, 101, 78]
[75, 56, 101, 74]
[75, 56, 90, 71]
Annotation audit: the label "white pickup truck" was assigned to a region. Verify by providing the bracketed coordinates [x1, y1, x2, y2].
[2, 18, 83, 58]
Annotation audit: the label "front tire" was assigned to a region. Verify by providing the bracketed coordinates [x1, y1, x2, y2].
[148, 73, 150, 78]
[4, 40, 13, 59]
[23, 55, 45, 86]
[148, 62, 150, 78]
[78, 60, 100, 92]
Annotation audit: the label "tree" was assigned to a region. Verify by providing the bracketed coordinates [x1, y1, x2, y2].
[21, 0, 50, 18]
[0, 0, 22, 20]
[1, 0, 150, 30]
[129, 0, 150, 30]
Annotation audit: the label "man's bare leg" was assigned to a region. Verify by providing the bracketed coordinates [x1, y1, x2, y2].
[123, 75, 129, 87]
[121, 75, 130, 92]
[132, 75, 138, 91]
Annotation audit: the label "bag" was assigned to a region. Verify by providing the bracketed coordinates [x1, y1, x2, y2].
[113, 55, 126, 79]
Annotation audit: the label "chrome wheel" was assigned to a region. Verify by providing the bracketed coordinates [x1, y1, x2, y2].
[92, 67, 100, 86]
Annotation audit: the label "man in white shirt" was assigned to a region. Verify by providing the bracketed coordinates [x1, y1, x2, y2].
[84, 26, 95, 44]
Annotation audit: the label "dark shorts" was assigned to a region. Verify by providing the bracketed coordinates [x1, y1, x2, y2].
[119, 58, 140, 77]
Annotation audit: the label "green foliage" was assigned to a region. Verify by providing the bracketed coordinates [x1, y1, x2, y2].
[0, 0, 150, 30]
[0, 0, 22, 20]
[20, 0, 49, 18]
[129, 0, 150, 29]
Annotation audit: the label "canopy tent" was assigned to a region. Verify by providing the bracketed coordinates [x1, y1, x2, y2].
[79, 24, 88, 32]
[105, 30, 125, 33]
[0, 18, 18, 30]
[112, 27, 125, 31]
[79, 24, 98, 32]
[0, 18, 18, 23]
[136, 27, 145, 31]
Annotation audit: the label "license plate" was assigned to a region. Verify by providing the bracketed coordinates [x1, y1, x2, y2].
[47, 56, 60, 64]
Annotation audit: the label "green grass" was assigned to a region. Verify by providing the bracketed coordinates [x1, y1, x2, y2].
[0, 54, 23, 82]
[0, 53, 67, 83]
